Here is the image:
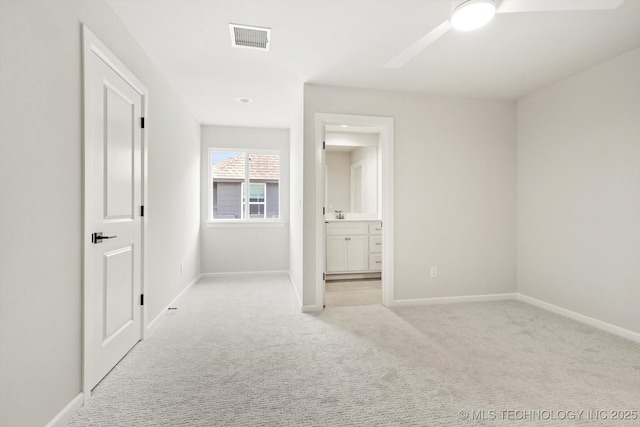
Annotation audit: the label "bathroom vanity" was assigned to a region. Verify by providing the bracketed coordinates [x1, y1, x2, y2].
[325, 220, 382, 276]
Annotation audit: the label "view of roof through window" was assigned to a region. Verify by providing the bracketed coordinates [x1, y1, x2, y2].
[211, 151, 279, 220]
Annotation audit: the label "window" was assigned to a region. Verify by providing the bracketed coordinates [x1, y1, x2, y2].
[210, 149, 280, 222]
[241, 183, 266, 219]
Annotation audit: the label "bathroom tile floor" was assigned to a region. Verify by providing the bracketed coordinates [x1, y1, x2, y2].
[324, 279, 382, 307]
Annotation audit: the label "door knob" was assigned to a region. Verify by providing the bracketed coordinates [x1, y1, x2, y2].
[92, 232, 117, 244]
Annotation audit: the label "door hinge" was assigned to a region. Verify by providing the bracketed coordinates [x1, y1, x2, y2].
[140, 205, 145, 217]
[141, 117, 145, 129]
[140, 294, 144, 306]
[322, 141, 326, 150]
[322, 272, 326, 281]
[322, 206, 325, 215]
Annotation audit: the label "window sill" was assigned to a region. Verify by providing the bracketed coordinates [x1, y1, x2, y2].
[206, 220, 286, 228]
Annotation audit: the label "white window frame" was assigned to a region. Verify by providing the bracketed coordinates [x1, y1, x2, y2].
[208, 148, 282, 226]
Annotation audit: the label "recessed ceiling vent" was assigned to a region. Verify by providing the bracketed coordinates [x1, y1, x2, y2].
[230, 24, 270, 50]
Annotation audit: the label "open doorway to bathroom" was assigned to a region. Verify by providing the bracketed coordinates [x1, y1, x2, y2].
[324, 126, 382, 306]
[314, 113, 394, 309]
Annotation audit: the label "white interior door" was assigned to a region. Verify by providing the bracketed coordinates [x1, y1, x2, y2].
[83, 26, 146, 393]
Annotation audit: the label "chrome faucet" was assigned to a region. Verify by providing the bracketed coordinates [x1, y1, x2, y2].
[334, 210, 345, 219]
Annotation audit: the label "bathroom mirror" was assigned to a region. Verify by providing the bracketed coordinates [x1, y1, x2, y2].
[324, 129, 380, 217]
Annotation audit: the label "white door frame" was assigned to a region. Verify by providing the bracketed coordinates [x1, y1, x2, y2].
[315, 113, 394, 307]
[82, 25, 148, 401]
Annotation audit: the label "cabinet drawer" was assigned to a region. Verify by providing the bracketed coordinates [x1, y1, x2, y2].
[369, 223, 383, 235]
[369, 236, 382, 253]
[326, 223, 369, 235]
[369, 253, 382, 271]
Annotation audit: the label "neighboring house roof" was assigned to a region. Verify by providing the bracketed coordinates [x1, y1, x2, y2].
[212, 154, 279, 181]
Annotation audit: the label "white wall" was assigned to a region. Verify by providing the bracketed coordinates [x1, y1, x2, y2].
[201, 126, 289, 273]
[517, 48, 640, 334]
[289, 89, 304, 304]
[0, 1, 201, 426]
[303, 84, 517, 306]
[325, 151, 351, 212]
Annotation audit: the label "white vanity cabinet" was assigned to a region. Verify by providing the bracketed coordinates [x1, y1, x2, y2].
[368, 224, 382, 271]
[326, 221, 382, 274]
[326, 235, 368, 272]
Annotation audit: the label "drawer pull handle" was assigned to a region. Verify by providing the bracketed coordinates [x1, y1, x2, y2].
[376, 243, 381, 245]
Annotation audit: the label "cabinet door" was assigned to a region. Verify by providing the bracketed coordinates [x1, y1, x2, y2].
[346, 235, 368, 271]
[326, 236, 348, 272]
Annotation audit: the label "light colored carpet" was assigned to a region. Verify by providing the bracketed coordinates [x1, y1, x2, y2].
[325, 280, 382, 307]
[67, 274, 640, 426]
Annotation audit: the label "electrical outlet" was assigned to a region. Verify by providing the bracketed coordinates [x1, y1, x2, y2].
[430, 267, 437, 278]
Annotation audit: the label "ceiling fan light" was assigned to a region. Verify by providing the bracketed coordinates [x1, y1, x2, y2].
[451, 0, 496, 32]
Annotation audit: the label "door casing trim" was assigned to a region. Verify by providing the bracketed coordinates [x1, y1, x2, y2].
[314, 113, 394, 308]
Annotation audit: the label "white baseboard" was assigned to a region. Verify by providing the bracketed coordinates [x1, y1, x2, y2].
[517, 293, 640, 343]
[146, 274, 201, 334]
[46, 393, 83, 427]
[389, 292, 639, 342]
[391, 292, 517, 307]
[200, 270, 289, 278]
[153, 273, 640, 343]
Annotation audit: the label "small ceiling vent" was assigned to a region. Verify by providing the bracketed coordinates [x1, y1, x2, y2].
[230, 24, 271, 50]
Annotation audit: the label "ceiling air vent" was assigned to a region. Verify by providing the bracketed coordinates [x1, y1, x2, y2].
[230, 24, 271, 50]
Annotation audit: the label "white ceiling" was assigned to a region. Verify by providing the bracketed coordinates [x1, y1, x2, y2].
[107, 0, 640, 129]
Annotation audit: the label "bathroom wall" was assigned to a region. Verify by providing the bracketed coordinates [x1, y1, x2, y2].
[325, 151, 351, 213]
[350, 146, 378, 214]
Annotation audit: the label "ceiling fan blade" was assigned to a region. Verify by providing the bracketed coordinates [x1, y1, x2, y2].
[497, 0, 624, 14]
[383, 20, 452, 69]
